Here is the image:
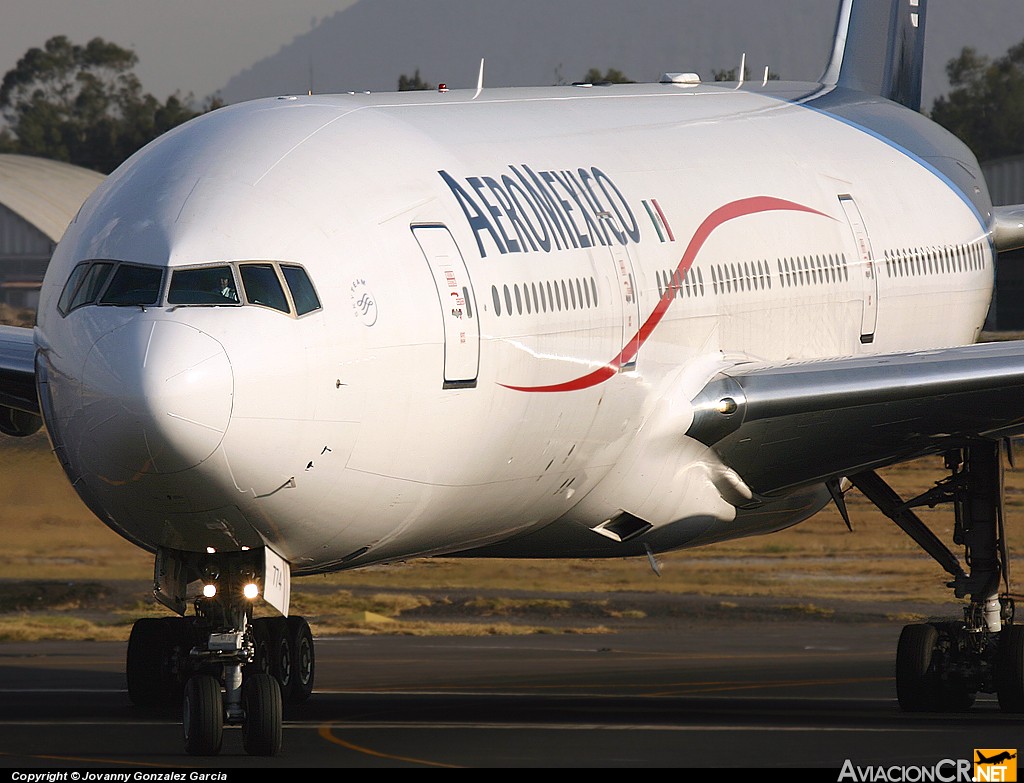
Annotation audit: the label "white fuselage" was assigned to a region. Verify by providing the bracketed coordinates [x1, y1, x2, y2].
[34, 82, 994, 574]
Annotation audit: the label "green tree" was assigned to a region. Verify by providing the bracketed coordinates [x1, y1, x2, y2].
[398, 69, 433, 91]
[930, 41, 1024, 161]
[0, 35, 221, 173]
[579, 68, 635, 85]
[0, 127, 15, 155]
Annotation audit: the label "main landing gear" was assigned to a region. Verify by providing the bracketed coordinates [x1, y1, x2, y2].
[125, 548, 314, 756]
[848, 440, 1022, 712]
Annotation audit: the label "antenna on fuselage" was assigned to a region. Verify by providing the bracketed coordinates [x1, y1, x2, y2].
[473, 58, 485, 100]
[762, 66, 770, 86]
[644, 544, 662, 577]
[735, 52, 746, 89]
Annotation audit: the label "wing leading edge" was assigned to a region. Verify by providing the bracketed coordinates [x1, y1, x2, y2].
[994, 205, 1024, 253]
[0, 325, 41, 436]
[685, 340, 1024, 497]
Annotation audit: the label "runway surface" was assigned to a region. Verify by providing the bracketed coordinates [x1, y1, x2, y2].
[0, 614, 1021, 769]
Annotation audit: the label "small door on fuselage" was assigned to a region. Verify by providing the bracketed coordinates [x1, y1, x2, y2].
[412, 224, 480, 388]
[838, 194, 878, 344]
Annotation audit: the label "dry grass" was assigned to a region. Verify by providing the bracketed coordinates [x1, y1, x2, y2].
[0, 434, 152, 580]
[0, 305, 36, 329]
[2, 429, 1022, 640]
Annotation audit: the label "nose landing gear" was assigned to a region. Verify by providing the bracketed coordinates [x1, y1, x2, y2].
[125, 547, 314, 757]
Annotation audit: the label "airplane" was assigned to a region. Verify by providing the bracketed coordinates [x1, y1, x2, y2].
[1, 0, 1023, 759]
[977, 752, 1018, 765]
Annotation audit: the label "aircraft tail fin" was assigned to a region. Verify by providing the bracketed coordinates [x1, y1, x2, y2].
[819, 0, 928, 111]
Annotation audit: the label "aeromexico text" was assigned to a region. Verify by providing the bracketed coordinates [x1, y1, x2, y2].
[439, 166, 641, 258]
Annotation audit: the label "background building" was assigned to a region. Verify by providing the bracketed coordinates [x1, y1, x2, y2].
[0, 154, 105, 319]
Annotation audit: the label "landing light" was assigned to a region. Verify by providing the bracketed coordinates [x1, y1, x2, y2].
[206, 547, 216, 554]
[717, 397, 738, 415]
[243, 583, 260, 600]
[202, 584, 217, 598]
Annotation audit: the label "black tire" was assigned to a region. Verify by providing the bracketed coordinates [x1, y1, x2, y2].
[287, 616, 315, 704]
[242, 672, 283, 756]
[997, 624, 1024, 712]
[268, 617, 294, 703]
[183, 675, 223, 756]
[896, 623, 939, 712]
[127, 618, 175, 708]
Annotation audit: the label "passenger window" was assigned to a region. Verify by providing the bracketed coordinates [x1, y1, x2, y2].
[240, 264, 289, 313]
[100, 264, 163, 306]
[73, 262, 114, 309]
[281, 265, 321, 316]
[168, 266, 239, 305]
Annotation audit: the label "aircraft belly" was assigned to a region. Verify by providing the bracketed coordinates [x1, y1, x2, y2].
[282, 472, 613, 570]
[453, 482, 832, 559]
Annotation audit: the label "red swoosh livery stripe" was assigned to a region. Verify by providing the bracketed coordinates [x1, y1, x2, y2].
[499, 196, 831, 393]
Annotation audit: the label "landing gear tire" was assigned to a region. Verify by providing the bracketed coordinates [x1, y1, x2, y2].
[242, 672, 282, 756]
[183, 675, 223, 756]
[896, 623, 939, 712]
[997, 625, 1024, 712]
[286, 616, 315, 703]
[127, 617, 186, 709]
[269, 617, 295, 703]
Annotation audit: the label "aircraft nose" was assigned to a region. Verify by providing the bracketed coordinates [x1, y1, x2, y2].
[80, 320, 233, 474]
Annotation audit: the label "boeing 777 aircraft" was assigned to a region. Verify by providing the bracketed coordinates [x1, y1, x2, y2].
[1, 0, 1023, 757]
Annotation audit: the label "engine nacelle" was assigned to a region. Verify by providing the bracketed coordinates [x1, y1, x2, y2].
[0, 406, 42, 437]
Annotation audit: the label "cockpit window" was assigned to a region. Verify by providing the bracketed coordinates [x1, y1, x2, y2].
[240, 264, 289, 313]
[58, 262, 93, 315]
[99, 264, 164, 306]
[58, 259, 319, 318]
[168, 266, 239, 305]
[281, 265, 321, 316]
[75, 262, 115, 306]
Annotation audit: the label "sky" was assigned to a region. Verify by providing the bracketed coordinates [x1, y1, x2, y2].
[1, 1, 360, 104]
[1, 1, 1021, 111]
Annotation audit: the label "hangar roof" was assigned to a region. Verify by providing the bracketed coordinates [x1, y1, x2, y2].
[0, 154, 105, 243]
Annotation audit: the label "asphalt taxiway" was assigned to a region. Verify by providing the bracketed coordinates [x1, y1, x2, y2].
[1, 610, 1020, 769]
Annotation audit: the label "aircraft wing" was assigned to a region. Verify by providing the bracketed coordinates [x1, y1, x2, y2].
[0, 325, 40, 418]
[685, 340, 1024, 497]
[993, 205, 1024, 253]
